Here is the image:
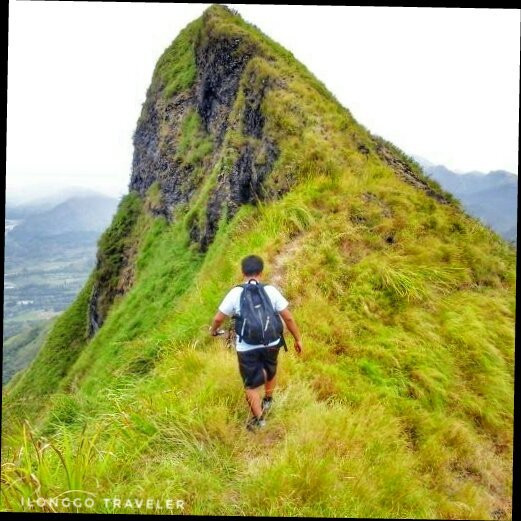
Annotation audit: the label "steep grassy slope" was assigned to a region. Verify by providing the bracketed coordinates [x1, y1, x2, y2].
[1, 5, 515, 518]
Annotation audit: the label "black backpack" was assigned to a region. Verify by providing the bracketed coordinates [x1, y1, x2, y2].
[233, 280, 287, 351]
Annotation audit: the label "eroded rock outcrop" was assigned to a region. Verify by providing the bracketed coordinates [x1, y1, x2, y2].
[129, 6, 280, 252]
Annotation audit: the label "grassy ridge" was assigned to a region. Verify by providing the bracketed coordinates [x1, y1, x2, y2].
[1, 5, 515, 518]
[2, 170, 514, 517]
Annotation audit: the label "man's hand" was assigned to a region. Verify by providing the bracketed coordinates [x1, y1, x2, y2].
[209, 326, 225, 336]
[209, 311, 228, 337]
[279, 308, 304, 356]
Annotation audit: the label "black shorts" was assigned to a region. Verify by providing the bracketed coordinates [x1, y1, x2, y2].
[237, 345, 280, 389]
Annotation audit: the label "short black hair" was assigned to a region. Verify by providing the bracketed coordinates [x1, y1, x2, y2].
[241, 255, 264, 276]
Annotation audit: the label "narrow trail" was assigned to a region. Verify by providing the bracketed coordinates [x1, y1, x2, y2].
[270, 233, 307, 289]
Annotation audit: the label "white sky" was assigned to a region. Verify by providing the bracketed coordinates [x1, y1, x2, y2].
[6, 2, 520, 203]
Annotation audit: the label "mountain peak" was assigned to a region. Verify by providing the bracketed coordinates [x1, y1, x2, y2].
[202, 3, 244, 24]
[130, 3, 453, 254]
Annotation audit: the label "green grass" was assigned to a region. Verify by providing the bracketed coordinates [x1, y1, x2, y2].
[91, 191, 143, 322]
[176, 108, 214, 168]
[1, 4, 515, 519]
[2, 170, 514, 518]
[153, 18, 202, 98]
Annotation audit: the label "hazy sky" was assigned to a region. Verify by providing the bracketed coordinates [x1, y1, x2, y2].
[6, 2, 520, 203]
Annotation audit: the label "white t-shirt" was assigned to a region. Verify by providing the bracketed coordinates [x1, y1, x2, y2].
[218, 281, 289, 352]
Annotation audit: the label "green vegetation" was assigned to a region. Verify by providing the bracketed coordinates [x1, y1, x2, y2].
[153, 18, 202, 98]
[176, 108, 214, 168]
[371, 134, 460, 206]
[92, 192, 143, 321]
[2, 5, 515, 519]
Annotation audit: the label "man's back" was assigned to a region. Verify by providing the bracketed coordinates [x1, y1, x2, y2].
[218, 282, 289, 351]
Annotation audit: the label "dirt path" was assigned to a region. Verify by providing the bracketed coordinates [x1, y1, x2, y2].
[270, 233, 307, 288]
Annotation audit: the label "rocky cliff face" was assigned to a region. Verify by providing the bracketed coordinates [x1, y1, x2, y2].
[130, 7, 279, 251]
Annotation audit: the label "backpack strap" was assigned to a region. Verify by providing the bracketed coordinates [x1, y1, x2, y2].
[279, 332, 288, 352]
[234, 284, 246, 342]
[237, 280, 261, 287]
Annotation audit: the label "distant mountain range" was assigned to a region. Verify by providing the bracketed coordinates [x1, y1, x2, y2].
[3, 189, 120, 384]
[5, 190, 120, 258]
[413, 156, 517, 242]
[6, 186, 118, 219]
[8, 194, 119, 236]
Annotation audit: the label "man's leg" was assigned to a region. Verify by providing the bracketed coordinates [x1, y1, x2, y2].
[245, 386, 263, 418]
[238, 349, 264, 419]
[245, 366, 273, 418]
[264, 374, 276, 398]
[263, 348, 279, 402]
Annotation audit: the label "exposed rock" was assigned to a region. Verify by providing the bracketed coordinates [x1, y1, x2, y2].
[358, 143, 370, 155]
[87, 251, 136, 337]
[242, 73, 269, 139]
[86, 194, 142, 337]
[87, 282, 102, 337]
[130, 21, 280, 253]
[374, 142, 451, 204]
[190, 139, 279, 251]
[195, 35, 254, 142]
[130, 87, 197, 216]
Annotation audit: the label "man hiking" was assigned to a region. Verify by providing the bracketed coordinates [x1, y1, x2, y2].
[209, 254, 303, 431]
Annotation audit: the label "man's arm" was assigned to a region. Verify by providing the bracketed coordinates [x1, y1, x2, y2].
[209, 311, 228, 336]
[279, 308, 303, 354]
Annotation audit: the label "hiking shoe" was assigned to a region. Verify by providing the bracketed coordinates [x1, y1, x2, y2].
[262, 396, 273, 413]
[246, 416, 266, 432]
